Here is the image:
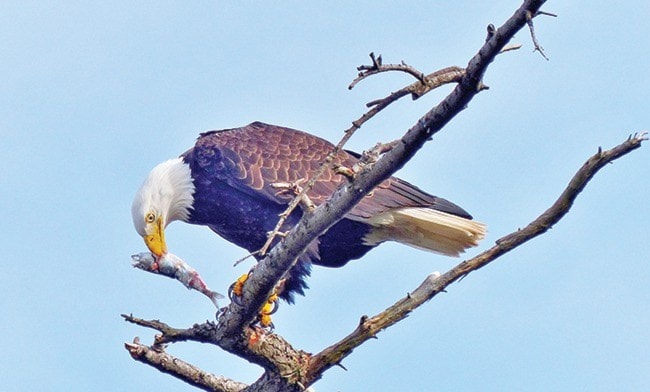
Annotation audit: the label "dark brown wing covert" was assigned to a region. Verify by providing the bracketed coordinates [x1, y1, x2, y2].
[190, 122, 471, 220]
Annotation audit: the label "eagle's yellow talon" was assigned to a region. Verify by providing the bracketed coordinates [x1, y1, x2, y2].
[232, 273, 249, 297]
[229, 274, 283, 328]
[258, 291, 280, 328]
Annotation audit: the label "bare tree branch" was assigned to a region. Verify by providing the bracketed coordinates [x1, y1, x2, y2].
[305, 133, 647, 382]
[349, 51, 428, 89]
[125, 338, 248, 392]
[365, 66, 466, 106]
[122, 314, 310, 385]
[526, 9, 557, 60]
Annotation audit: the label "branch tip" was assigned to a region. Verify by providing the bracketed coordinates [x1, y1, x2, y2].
[358, 315, 369, 326]
[634, 131, 648, 141]
[526, 9, 550, 60]
[499, 43, 523, 54]
[486, 24, 496, 41]
[536, 10, 558, 18]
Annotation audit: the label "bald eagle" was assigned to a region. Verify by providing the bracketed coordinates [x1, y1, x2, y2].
[132, 122, 485, 302]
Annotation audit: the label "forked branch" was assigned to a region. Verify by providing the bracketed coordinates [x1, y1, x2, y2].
[350, 52, 428, 88]
[526, 9, 557, 59]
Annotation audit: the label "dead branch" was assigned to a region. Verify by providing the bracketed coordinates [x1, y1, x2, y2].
[122, 314, 312, 386]
[367, 66, 466, 107]
[125, 339, 247, 392]
[526, 9, 557, 60]
[500, 43, 523, 53]
[305, 133, 647, 383]
[349, 51, 428, 88]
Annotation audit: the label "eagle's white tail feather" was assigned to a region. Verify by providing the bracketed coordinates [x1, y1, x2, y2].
[362, 208, 486, 256]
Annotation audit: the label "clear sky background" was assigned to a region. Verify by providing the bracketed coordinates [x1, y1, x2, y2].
[1, 2, 648, 391]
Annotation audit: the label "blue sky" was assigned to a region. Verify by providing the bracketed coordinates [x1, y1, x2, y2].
[1, 1, 648, 391]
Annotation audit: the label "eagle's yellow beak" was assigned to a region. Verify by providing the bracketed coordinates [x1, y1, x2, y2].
[144, 216, 167, 257]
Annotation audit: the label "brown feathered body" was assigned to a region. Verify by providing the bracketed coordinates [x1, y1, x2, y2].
[180, 122, 485, 301]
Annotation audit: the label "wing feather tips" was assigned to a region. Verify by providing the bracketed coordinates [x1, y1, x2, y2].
[362, 208, 486, 257]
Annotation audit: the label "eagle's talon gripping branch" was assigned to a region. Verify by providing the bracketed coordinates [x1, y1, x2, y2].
[228, 272, 251, 306]
[259, 278, 287, 328]
[228, 271, 283, 328]
[257, 283, 282, 329]
[258, 292, 280, 329]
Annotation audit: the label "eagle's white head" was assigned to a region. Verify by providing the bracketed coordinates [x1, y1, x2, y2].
[131, 158, 195, 256]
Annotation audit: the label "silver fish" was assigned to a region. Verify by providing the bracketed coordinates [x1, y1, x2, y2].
[131, 252, 224, 308]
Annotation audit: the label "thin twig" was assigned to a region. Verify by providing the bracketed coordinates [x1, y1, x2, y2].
[526, 10, 549, 60]
[350, 52, 428, 89]
[500, 43, 523, 53]
[233, 250, 260, 267]
[537, 10, 558, 17]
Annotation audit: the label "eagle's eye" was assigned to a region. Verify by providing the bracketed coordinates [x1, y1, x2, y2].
[145, 212, 156, 224]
